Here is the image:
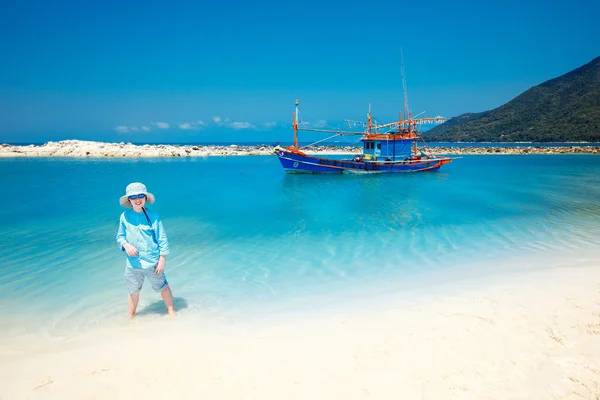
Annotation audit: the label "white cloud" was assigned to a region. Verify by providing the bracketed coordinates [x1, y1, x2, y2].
[264, 121, 277, 128]
[229, 121, 254, 129]
[179, 121, 206, 130]
[119, 118, 260, 132]
[153, 122, 170, 129]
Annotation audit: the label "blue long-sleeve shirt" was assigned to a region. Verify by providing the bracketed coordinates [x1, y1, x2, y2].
[116, 208, 170, 269]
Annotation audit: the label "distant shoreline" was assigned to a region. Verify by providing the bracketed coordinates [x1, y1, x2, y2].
[1, 140, 599, 157]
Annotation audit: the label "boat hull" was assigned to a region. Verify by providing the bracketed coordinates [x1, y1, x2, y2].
[274, 150, 451, 174]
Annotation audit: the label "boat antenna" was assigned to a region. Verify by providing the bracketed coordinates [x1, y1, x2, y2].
[368, 103, 372, 134]
[293, 99, 299, 150]
[400, 48, 409, 123]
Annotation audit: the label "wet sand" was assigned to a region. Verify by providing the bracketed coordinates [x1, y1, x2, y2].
[1, 259, 599, 399]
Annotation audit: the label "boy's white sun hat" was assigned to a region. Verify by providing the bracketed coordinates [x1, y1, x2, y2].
[119, 182, 155, 208]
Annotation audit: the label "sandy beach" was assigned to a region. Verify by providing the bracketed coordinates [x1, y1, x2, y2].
[1, 140, 599, 157]
[1, 258, 599, 400]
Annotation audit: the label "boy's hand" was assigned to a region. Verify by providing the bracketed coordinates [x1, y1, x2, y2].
[123, 243, 139, 257]
[155, 256, 166, 274]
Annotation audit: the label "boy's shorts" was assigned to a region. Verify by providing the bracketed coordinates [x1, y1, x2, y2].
[124, 266, 169, 294]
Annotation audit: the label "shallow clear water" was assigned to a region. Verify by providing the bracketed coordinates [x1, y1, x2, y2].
[1, 155, 599, 336]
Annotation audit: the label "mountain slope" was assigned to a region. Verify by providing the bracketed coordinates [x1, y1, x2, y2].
[424, 56, 600, 142]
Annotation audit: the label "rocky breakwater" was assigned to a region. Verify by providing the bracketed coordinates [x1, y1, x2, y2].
[434, 145, 600, 155]
[1, 141, 598, 157]
[0, 140, 276, 157]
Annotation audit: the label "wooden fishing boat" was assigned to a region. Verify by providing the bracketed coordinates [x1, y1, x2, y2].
[274, 100, 455, 174]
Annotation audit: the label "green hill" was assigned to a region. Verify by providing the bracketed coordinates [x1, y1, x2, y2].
[424, 56, 600, 142]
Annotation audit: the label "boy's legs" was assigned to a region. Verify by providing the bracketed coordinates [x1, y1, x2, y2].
[128, 292, 140, 319]
[145, 268, 176, 317]
[124, 267, 144, 319]
[161, 286, 176, 317]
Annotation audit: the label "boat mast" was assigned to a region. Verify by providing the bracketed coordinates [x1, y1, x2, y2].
[401, 48, 418, 155]
[400, 48, 409, 130]
[292, 99, 299, 150]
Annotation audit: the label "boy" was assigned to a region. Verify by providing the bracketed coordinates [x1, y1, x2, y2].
[116, 182, 176, 318]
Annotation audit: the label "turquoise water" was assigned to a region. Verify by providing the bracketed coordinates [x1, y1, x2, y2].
[1, 155, 599, 336]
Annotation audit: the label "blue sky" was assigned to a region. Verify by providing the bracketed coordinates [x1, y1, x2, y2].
[1, 0, 599, 143]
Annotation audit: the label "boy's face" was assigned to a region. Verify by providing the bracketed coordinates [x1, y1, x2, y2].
[129, 194, 147, 210]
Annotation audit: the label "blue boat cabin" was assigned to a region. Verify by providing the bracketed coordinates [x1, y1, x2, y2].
[360, 139, 414, 162]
